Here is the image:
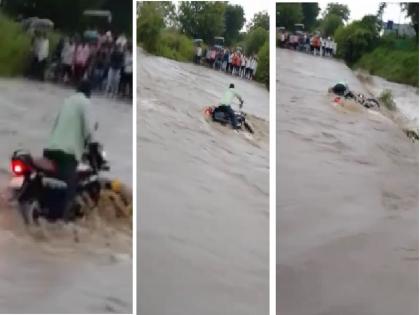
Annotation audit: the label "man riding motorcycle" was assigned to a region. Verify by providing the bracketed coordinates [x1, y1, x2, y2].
[44, 79, 94, 220]
[215, 83, 244, 129]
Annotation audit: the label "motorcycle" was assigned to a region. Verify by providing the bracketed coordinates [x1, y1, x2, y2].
[355, 93, 380, 109]
[9, 141, 110, 225]
[203, 103, 254, 134]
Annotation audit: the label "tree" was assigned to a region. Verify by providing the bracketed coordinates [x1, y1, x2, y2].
[178, 1, 225, 43]
[401, 2, 419, 40]
[256, 40, 269, 88]
[247, 11, 269, 31]
[301, 3, 320, 31]
[276, 3, 303, 29]
[1, 0, 132, 33]
[137, 2, 164, 52]
[334, 19, 378, 65]
[323, 3, 350, 22]
[102, 0, 132, 34]
[322, 13, 342, 37]
[224, 4, 245, 45]
[244, 26, 268, 55]
[377, 2, 386, 21]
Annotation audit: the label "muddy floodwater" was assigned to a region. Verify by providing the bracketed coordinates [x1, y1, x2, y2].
[138, 49, 269, 315]
[277, 48, 418, 315]
[0, 79, 132, 313]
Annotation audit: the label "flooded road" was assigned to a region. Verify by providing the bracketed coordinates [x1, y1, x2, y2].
[138, 49, 269, 315]
[356, 71, 419, 131]
[0, 79, 132, 313]
[277, 48, 418, 315]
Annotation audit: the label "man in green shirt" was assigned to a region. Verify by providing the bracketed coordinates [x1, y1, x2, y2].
[43, 80, 93, 220]
[216, 83, 244, 129]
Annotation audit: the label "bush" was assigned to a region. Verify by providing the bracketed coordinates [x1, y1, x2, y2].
[157, 30, 194, 62]
[256, 39, 269, 88]
[0, 13, 31, 76]
[356, 47, 418, 86]
[244, 26, 268, 56]
[334, 18, 379, 66]
[137, 3, 164, 53]
[378, 89, 397, 111]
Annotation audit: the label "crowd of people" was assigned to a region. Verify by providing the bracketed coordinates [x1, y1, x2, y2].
[195, 46, 259, 81]
[278, 31, 337, 57]
[28, 29, 133, 99]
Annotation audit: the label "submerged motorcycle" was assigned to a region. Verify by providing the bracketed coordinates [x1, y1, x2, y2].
[203, 102, 254, 134]
[355, 93, 380, 109]
[9, 141, 110, 225]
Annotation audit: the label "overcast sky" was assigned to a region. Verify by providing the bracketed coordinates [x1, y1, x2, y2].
[318, 2, 411, 23]
[230, 0, 269, 28]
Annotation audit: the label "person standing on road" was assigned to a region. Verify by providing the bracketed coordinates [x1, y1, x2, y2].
[120, 43, 133, 98]
[61, 37, 75, 83]
[73, 39, 90, 83]
[251, 57, 258, 80]
[245, 56, 252, 79]
[31, 30, 49, 80]
[240, 54, 246, 78]
[106, 43, 124, 97]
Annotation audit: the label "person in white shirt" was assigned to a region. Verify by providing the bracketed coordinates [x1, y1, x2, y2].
[240, 54, 246, 78]
[119, 43, 133, 98]
[30, 31, 49, 80]
[245, 56, 252, 79]
[251, 57, 258, 80]
[61, 37, 75, 82]
[116, 33, 127, 48]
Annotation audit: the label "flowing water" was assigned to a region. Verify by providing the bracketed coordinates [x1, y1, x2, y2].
[277, 48, 418, 315]
[138, 49, 269, 315]
[0, 79, 132, 313]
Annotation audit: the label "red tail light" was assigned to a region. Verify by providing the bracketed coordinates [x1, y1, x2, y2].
[11, 160, 29, 176]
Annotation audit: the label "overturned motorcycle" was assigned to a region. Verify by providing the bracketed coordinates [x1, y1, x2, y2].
[9, 141, 131, 225]
[203, 104, 254, 134]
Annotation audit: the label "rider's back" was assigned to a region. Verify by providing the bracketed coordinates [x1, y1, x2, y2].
[46, 93, 91, 161]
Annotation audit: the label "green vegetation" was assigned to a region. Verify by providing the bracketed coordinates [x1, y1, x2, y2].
[157, 30, 195, 62]
[256, 40, 269, 88]
[0, 13, 62, 77]
[0, 13, 30, 76]
[1, 0, 132, 34]
[355, 38, 418, 86]
[137, 2, 269, 87]
[378, 89, 397, 111]
[334, 9, 418, 86]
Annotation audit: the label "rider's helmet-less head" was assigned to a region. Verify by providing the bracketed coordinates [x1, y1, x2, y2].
[229, 83, 235, 89]
[77, 80, 92, 98]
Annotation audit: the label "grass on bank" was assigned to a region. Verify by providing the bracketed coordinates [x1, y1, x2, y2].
[355, 36, 419, 87]
[0, 13, 61, 77]
[156, 30, 195, 62]
[356, 47, 418, 87]
[0, 13, 31, 76]
[378, 89, 397, 111]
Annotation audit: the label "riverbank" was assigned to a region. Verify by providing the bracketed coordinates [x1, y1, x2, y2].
[0, 13, 60, 77]
[0, 13, 30, 76]
[355, 38, 418, 87]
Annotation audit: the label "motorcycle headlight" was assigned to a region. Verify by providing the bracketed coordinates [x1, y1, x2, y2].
[102, 150, 107, 159]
